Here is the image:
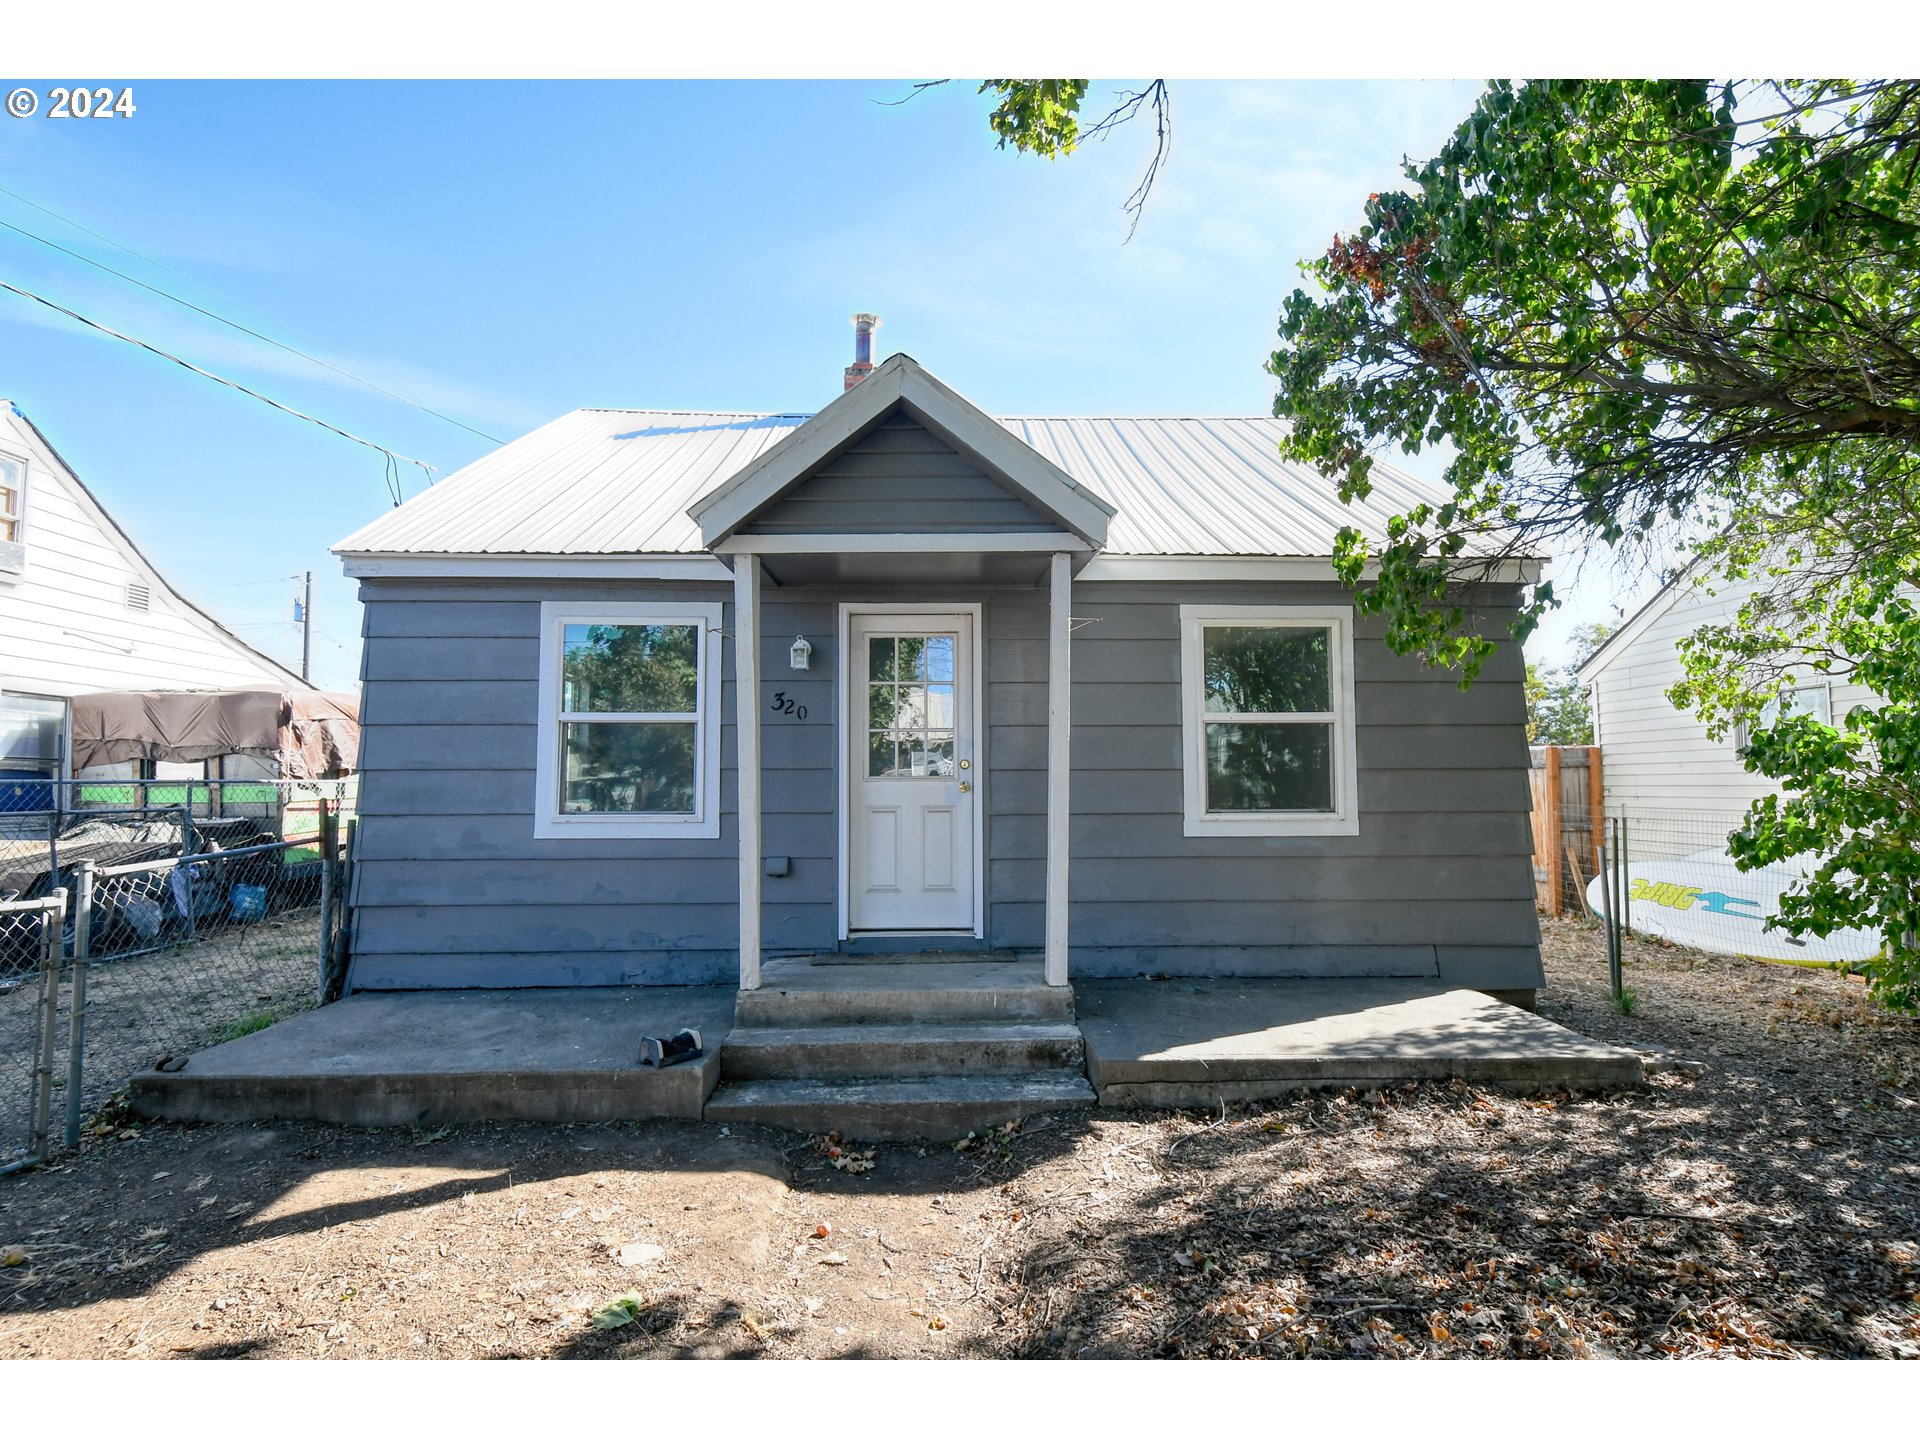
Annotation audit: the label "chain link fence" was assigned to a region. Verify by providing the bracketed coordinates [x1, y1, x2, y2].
[0, 777, 356, 907]
[1, 808, 353, 1175]
[1, 893, 65, 1175]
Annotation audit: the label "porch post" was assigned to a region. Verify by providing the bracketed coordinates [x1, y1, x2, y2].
[734, 555, 763, 990]
[1045, 550, 1071, 986]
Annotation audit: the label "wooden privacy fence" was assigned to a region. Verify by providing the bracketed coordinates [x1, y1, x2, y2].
[1530, 745, 1603, 916]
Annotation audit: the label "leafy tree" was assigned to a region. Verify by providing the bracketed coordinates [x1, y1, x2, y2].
[974, 80, 1920, 1006]
[1525, 663, 1592, 746]
[1528, 619, 1611, 745]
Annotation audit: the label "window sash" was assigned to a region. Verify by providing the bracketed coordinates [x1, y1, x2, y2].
[534, 603, 720, 838]
[1180, 606, 1358, 837]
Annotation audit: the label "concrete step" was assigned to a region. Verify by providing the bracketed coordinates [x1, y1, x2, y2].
[721, 1021, 1085, 1080]
[703, 1072, 1097, 1141]
[741, 957, 1071, 1027]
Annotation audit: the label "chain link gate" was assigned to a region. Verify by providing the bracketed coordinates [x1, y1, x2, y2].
[1, 807, 353, 1175]
[1, 891, 67, 1175]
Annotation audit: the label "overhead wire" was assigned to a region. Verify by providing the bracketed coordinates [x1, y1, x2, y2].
[0, 183, 505, 445]
[0, 211, 504, 446]
[0, 275, 440, 488]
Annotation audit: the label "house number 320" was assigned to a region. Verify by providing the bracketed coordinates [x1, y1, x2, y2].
[769, 691, 807, 721]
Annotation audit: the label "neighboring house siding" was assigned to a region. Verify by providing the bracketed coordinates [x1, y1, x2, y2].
[1587, 574, 1878, 816]
[347, 576, 1540, 991]
[0, 408, 302, 702]
[740, 413, 1058, 535]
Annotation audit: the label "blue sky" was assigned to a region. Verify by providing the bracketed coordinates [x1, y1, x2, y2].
[0, 79, 1631, 689]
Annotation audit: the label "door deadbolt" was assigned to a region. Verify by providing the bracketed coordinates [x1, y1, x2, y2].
[958, 758, 971, 770]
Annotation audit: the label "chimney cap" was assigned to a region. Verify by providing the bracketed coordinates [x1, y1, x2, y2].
[851, 312, 880, 328]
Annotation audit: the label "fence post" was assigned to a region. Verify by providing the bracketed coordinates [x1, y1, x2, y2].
[1619, 811, 1632, 943]
[1586, 748, 1605, 880]
[46, 809, 60, 896]
[64, 862, 95, 1148]
[316, 800, 337, 1006]
[331, 816, 357, 1002]
[1543, 746, 1564, 915]
[28, 888, 67, 1166]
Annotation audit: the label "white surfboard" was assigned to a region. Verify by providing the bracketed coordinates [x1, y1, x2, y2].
[1583, 848, 1881, 965]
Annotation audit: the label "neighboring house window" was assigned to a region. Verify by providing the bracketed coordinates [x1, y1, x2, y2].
[0, 449, 25, 569]
[1737, 682, 1833, 747]
[1179, 605, 1360, 837]
[534, 601, 722, 839]
[0, 692, 66, 782]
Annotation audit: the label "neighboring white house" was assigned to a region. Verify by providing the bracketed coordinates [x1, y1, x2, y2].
[1575, 565, 1877, 815]
[0, 400, 312, 789]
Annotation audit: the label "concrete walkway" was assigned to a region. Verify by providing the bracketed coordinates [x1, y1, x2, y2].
[128, 987, 734, 1127]
[1077, 978, 1642, 1106]
[126, 977, 1641, 1132]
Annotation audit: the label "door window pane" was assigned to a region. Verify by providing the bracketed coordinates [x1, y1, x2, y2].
[866, 632, 961, 779]
[562, 722, 697, 813]
[562, 623, 699, 713]
[1203, 626, 1330, 714]
[1205, 722, 1334, 812]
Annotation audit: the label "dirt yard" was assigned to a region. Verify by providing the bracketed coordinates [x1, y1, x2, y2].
[2, 918, 1916, 1359]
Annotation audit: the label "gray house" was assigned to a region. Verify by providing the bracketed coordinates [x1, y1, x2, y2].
[333, 343, 1543, 1007]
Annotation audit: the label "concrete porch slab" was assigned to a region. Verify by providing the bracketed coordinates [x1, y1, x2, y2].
[127, 986, 735, 1127]
[1076, 978, 1642, 1107]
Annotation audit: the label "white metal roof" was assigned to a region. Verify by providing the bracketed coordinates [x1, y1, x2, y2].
[333, 406, 1452, 559]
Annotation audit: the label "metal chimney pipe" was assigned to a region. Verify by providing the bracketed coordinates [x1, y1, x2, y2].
[844, 313, 880, 391]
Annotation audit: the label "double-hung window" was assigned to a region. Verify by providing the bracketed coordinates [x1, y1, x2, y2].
[534, 601, 722, 838]
[0, 448, 26, 574]
[1179, 605, 1359, 837]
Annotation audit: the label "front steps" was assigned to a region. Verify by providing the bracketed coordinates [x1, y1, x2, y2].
[704, 956, 1095, 1140]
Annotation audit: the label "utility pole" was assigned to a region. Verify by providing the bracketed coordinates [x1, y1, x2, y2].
[299, 570, 313, 683]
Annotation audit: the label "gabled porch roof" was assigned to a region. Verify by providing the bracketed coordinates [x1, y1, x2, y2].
[687, 354, 1115, 552]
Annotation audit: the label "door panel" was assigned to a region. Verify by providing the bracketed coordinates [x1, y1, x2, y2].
[848, 612, 977, 932]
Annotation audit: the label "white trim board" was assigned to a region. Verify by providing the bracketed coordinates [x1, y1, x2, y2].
[341, 553, 734, 581]
[532, 600, 724, 841]
[1079, 556, 1545, 584]
[717, 532, 1087, 555]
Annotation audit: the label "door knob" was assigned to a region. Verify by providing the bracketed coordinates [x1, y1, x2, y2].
[958, 780, 972, 794]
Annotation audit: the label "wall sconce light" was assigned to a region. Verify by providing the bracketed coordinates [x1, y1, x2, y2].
[789, 635, 813, 671]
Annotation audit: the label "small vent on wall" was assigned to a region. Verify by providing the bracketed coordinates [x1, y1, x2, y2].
[125, 581, 151, 612]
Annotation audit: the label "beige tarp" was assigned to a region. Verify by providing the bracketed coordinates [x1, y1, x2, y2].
[68, 689, 360, 778]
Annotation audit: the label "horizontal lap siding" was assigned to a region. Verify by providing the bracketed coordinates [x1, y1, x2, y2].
[347, 576, 1541, 990]
[1043, 583, 1541, 985]
[1591, 575, 1886, 814]
[346, 578, 835, 988]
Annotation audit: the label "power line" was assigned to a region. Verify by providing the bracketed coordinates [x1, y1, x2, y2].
[0, 275, 439, 484]
[0, 208, 505, 445]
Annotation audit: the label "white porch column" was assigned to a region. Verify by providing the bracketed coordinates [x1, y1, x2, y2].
[1044, 550, 1072, 986]
[734, 555, 763, 990]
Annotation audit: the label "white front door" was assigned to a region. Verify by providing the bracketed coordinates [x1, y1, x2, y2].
[846, 611, 978, 933]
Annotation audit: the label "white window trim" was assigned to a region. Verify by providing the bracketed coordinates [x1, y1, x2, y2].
[0, 445, 27, 569]
[1179, 604, 1360, 838]
[534, 600, 722, 839]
